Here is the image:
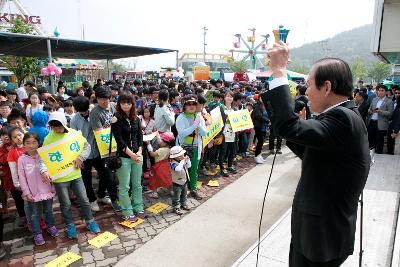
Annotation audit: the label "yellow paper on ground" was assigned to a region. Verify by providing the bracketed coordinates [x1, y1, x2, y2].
[146, 202, 169, 214]
[94, 128, 117, 157]
[88, 231, 118, 248]
[38, 131, 85, 181]
[207, 180, 220, 187]
[45, 252, 81, 267]
[197, 181, 203, 188]
[119, 218, 144, 229]
[228, 109, 254, 132]
[202, 112, 224, 148]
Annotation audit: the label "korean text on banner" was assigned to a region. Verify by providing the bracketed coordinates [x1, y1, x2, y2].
[202, 108, 224, 148]
[38, 131, 85, 180]
[228, 109, 254, 132]
[94, 128, 117, 157]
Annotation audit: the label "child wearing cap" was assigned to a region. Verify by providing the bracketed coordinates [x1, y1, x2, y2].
[39, 112, 101, 239]
[147, 132, 175, 198]
[169, 146, 191, 215]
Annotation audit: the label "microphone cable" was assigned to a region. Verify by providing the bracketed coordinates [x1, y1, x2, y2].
[256, 150, 278, 267]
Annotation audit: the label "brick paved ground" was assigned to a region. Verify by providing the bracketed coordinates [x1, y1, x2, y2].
[0, 149, 269, 267]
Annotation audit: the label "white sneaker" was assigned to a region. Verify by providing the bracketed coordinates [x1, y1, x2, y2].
[254, 155, 265, 164]
[97, 196, 112, 205]
[90, 200, 100, 212]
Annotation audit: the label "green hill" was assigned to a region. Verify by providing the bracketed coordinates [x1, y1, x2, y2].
[289, 24, 379, 73]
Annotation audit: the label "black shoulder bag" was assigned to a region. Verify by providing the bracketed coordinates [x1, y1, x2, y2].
[104, 127, 122, 170]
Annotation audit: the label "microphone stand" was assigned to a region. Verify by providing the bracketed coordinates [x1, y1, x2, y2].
[359, 191, 363, 267]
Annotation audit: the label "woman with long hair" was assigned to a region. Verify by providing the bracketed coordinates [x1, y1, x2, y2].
[218, 91, 238, 176]
[111, 92, 146, 222]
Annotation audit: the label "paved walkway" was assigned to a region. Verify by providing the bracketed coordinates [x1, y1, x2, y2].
[0, 150, 262, 267]
[233, 154, 400, 267]
[116, 148, 301, 267]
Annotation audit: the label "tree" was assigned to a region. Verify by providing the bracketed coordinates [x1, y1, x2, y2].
[368, 61, 391, 83]
[229, 59, 248, 73]
[350, 58, 368, 83]
[100, 60, 128, 79]
[289, 59, 310, 75]
[1, 18, 41, 86]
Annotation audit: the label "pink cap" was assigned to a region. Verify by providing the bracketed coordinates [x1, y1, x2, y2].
[160, 132, 175, 142]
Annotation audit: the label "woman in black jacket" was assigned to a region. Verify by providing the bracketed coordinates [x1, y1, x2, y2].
[111, 92, 146, 222]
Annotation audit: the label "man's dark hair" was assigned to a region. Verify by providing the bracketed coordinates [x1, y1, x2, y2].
[313, 58, 353, 97]
[37, 87, 48, 95]
[73, 96, 90, 112]
[297, 85, 307, 96]
[245, 86, 252, 92]
[63, 99, 73, 107]
[82, 81, 90, 88]
[356, 91, 368, 101]
[377, 84, 389, 91]
[195, 88, 204, 95]
[0, 101, 12, 108]
[233, 93, 243, 102]
[57, 85, 65, 93]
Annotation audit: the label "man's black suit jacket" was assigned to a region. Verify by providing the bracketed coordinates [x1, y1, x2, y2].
[261, 85, 370, 262]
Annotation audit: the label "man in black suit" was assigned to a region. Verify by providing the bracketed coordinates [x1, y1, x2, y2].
[355, 91, 369, 125]
[261, 42, 370, 267]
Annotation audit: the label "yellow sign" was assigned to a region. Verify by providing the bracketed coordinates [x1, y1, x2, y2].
[146, 202, 169, 214]
[202, 114, 224, 148]
[119, 218, 144, 229]
[289, 80, 298, 100]
[38, 131, 85, 180]
[88, 231, 118, 248]
[227, 109, 254, 132]
[207, 180, 220, 187]
[197, 181, 203, 188]
[45, 252, 82, 267]
[94, 128, 117, 157]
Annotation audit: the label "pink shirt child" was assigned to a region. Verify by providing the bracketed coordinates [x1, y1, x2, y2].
[18, 153, 55, 201]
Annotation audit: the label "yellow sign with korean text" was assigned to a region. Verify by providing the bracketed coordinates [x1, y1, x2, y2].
[227, 109, 254, 132]
[207, 180, 220, 187]
[38, 131, 85, 181]
[94, 128, 117, 157]
[146, 202, 169, 214]
[88, 231, 118, 248]
[45, 252, 81, 267]
[202, 110, 224, 148]
[119, 218, 144, 229]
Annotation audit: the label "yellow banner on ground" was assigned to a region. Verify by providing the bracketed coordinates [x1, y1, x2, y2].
[146, 202, 169, 214]
[38, 131, 85, 181]
[202, 108, 224, 148]
[88, 231, 118, 248]
[94, 128, 117, 157]
[227, 109, 254, 132]
[45, 252, 81, 267]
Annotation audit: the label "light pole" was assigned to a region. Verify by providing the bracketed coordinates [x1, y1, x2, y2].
[202, 26, 208, 63]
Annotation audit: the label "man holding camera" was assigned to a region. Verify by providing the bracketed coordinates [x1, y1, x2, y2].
[261, 42, 370, 267]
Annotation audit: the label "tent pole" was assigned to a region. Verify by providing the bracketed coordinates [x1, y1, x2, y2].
[47, 38, 55, 94]
[176, 50, 179, 69]
[107, 59, 110, 80]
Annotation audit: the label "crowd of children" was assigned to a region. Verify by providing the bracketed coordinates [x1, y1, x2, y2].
[0, 78, 279, 258]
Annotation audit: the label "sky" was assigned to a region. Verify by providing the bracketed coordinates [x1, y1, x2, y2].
[2, 0, 376, 70]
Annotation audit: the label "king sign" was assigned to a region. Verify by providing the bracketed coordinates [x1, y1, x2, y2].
[0, 13, 41, 24]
